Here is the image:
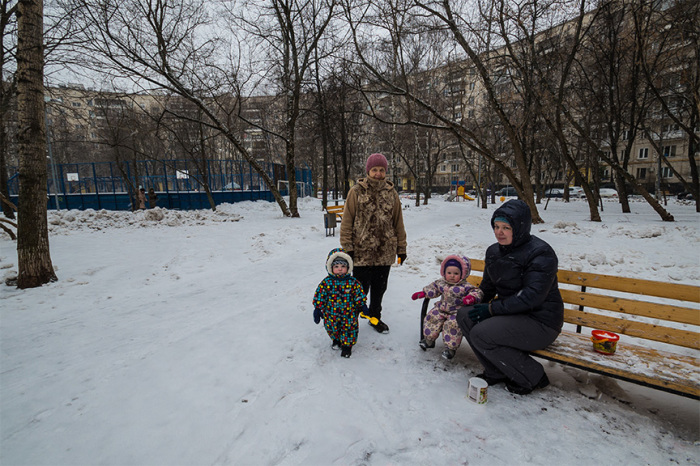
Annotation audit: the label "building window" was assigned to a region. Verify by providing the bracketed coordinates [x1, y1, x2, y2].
[660, 167, 673, 178]
[663, 145, 676, 157]
[636, 168, 647, 179]
[469, 82, 475, 90]
[602, 168, 610, 180]
[468, 110, 475, 118]
[441, 165, 446, 172]
[622, 130, 630, 140]
[72, 102, 81, 107]
[638, 147, 649, 159]
[451, 164, 459, 172]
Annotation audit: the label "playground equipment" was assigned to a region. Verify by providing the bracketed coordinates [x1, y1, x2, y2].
[449, 181, 475, 201]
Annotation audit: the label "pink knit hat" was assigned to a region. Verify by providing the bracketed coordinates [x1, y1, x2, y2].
[365, 153, 388, 173]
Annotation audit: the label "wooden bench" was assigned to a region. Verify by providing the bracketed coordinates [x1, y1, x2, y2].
[323, 204, 344, 237]
[325, 204, 345, 220]
[420, 258, 700, 399]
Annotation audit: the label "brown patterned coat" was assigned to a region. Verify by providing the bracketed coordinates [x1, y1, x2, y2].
[340, 177, 407, 267]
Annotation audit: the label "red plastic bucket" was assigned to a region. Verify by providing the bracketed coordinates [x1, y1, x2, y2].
[591, 330, 620, 355]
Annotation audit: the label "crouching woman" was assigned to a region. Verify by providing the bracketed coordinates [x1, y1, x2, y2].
[456, 199, 563, 395]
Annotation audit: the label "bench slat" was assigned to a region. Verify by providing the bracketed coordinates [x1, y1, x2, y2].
[563, 308, 700, 350]
[533, 331, 699, 399]
[470, 258, 699, 304]
[560, 289, 700, 326]
[557, 269, 700, 302]
[325, 205, 344, 220]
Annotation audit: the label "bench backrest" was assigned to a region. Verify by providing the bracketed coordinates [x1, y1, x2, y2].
[326, 205, 344, 214]
[467, 258, 700, 351]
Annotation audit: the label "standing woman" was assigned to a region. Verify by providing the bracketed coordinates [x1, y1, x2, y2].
[340, 153, 407, 333]
[456, 199, 563, 394]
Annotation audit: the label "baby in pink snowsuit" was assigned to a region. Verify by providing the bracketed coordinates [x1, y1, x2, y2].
[412, 255, 483, 360]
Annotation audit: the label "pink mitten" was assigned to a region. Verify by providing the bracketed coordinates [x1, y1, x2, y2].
[411, 291, 426, 301]
[462, 295, 477, 306]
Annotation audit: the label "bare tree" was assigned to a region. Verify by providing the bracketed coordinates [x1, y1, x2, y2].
[66, 0, 294, 216]
[638, 0, 699, 211]
[16, 0, 57, 288]
[227, 0, 341, 217]
[0, 0, 17, 220]
[344, 0, 589, 223]
[566, 0, 675, 221]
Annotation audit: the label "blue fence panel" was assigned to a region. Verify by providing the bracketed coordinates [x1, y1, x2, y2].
[8, 159, 312, 211]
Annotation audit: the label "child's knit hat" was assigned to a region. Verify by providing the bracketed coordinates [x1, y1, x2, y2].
[331, 258, 349, 269]
[440, 255, 471, 282]
[365, 153, 388, 173]
[443, 258, 462, 273]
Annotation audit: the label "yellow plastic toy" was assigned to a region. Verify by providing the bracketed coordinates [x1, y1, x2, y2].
[359, 312, 380, 326]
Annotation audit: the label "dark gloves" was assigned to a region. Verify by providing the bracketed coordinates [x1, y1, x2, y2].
[347, 250, 354, 261]
[313, 307, 322, 324]
[356, 303, 369, 316]
[468, 303, 492, 323]
[397, 254, 407, 265]
[411, 291, 426, 301]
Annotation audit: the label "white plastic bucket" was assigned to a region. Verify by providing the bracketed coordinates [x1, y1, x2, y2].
[468, 377, 488, 404]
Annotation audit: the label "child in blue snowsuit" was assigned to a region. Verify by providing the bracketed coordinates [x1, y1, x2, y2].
[313, 248, 367, 358]
[411, 255, 483, 360]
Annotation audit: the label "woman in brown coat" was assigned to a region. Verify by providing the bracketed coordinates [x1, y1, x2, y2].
[340, 153, 407, 333]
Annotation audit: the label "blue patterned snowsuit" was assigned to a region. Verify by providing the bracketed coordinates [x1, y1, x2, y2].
[313, 248, 367, 347]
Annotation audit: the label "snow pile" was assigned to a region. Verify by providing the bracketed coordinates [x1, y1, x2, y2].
[1, 196, 698, 465]
[43, 205, 243, 235]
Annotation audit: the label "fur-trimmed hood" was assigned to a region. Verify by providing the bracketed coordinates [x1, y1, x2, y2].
[440, 255, 471, 282]
[325, 247, 354, 276]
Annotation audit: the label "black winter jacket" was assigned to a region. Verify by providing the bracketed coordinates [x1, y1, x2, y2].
[480, 200, 564, 331]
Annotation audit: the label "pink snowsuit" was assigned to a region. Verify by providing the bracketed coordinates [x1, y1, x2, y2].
[421, 255, 483, 351]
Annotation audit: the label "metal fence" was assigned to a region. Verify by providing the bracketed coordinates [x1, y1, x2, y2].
[8, 159, 313, 211]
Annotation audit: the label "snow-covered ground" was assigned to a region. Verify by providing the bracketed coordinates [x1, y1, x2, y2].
[1, 195, 698, 465]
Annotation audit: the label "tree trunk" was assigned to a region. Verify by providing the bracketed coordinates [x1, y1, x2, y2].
[0, 3, 17, 220]
[0, 109, 13, 219]
[16, 0, 57, 288]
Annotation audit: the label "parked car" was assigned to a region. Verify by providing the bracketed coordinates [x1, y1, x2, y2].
[568, 186, 584, 198]
[544, 188, 564, 198]
[496, 186, 518, 197]
[581, 188, 618, 199]
[598, 188, 618, 198]
[677, 191, 694, 201]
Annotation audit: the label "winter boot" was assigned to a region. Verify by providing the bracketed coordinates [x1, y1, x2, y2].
[419, 338, 435, 351]
[340, 345, 352, 358]
[332, 339, 341, 350]
[369, 319, 389, 334]
[441, 349, 456, 360]
[506, 373, 550, 395]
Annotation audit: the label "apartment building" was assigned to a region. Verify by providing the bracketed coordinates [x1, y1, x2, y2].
[383, 1, 697, 196]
